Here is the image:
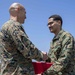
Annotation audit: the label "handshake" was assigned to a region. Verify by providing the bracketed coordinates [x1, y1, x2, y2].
[42, 51, 51, 62]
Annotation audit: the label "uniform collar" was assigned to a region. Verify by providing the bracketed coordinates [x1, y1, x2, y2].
[53, 29, 64, 41]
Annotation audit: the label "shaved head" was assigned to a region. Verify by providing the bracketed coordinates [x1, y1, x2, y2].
[9, 3, 25, 15]
[9, 3, 24, 11]
[9, 3, 26, 24]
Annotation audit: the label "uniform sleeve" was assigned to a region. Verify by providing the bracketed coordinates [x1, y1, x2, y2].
[46, 35, 74, 75]
[9, 24, 43, 61]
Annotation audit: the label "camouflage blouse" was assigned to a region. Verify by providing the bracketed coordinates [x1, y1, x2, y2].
[0, 19, 43, 75]
[45, 30, 75, 75]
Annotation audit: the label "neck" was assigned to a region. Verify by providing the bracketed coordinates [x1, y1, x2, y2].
[10, 16, 17, 22]
[54, 28, 62, 36]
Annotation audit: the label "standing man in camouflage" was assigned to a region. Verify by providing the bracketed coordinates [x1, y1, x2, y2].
[0, 3, 48, 75]
[44, 14, 75, 75]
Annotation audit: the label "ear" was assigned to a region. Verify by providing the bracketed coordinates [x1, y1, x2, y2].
[15, 8, 19, 12]
[58, 20, 61, 25]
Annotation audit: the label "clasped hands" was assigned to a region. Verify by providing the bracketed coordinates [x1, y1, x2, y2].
[42, 51, 48, 61]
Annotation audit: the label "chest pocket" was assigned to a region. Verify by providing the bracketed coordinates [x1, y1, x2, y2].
[53, 40, 62, 60]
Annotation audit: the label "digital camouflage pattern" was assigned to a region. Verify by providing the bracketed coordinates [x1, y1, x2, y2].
[0, 19, 44, 75]
[44, 30, 75, 75]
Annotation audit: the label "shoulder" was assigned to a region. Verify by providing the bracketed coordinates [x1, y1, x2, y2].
[2, 20, 21, 28]
[59, 30, 74, 45]
[6, 20, 21, 30]
[61, 30, 74, 39]
[1, 20, 10, 29]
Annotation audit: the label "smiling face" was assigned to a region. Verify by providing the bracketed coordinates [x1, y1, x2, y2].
[47, 18, 61, 35]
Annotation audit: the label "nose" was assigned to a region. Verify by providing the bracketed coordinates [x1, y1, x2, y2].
[24, 15, 26, 19]
[48, 24, 51, 27]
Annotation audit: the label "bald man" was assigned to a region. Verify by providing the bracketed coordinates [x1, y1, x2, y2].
[0, 3, 48, 75]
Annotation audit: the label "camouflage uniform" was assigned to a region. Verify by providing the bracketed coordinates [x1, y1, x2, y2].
[0, 19, 44, 75]
[44, 30, 75, 75]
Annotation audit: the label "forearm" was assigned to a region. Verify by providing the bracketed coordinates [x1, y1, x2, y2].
[24, 40, 44, 61]
[10, 25, 47, 60]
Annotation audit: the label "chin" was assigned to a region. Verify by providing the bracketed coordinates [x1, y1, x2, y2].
[21, 21, 24, 24]
[50, 30, 53, 33]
